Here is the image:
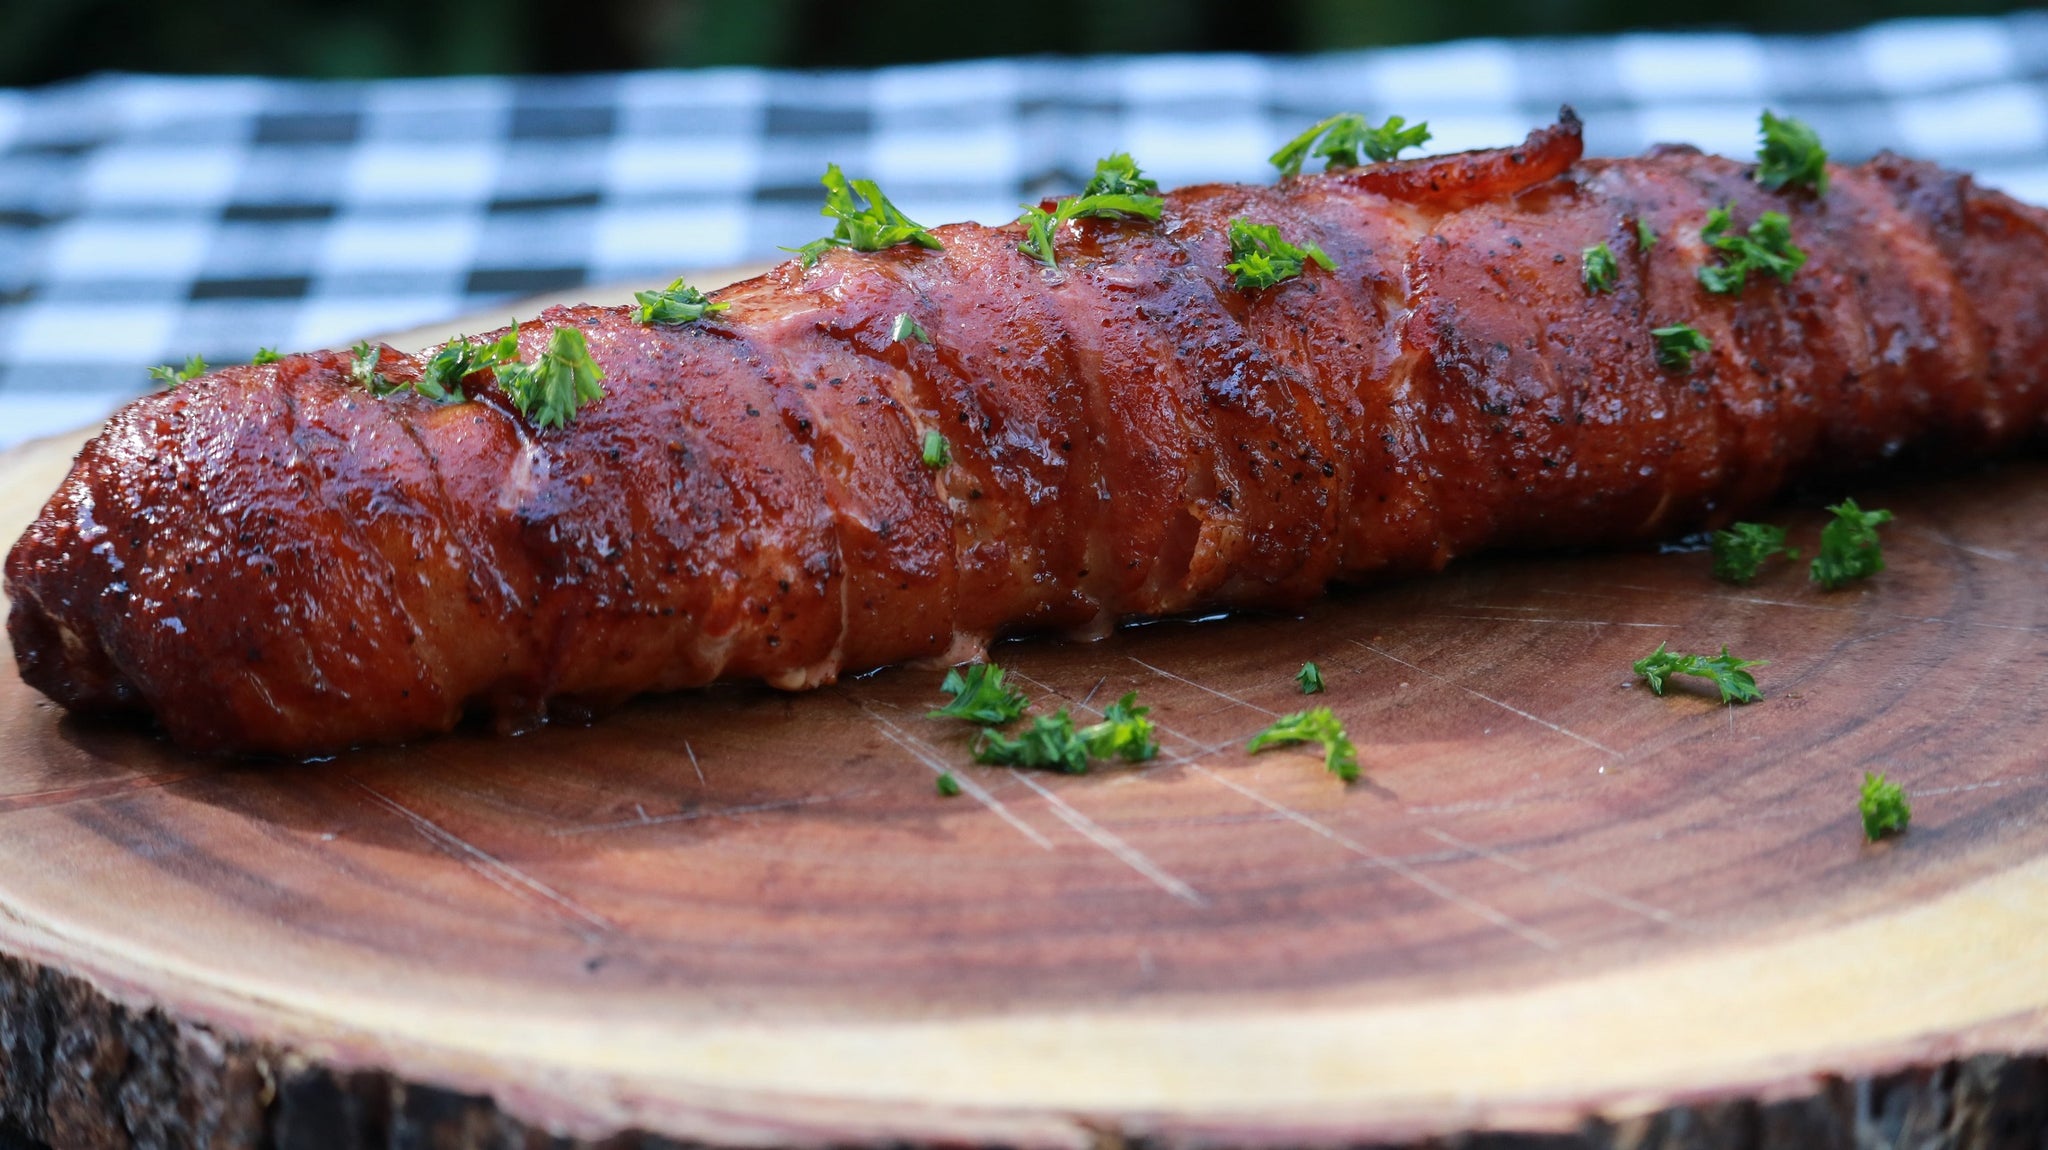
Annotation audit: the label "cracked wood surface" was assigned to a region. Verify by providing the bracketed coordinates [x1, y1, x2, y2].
[2, 281, 2048, 1147]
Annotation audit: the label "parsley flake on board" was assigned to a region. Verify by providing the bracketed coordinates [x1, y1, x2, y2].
[148, 354, 207, 390]
[974, 712, 1091, 774]
[785, 164, 943, 267]
[1582, 242, 1619, 293]
[1711, 522, 1796, 584]
[1270, 113, 1432, 178]
[1246, 707, 1359, 782]
[1810, 499, 1893, 589]
[252, 347, 282, 365]
[1756, 110, 1829, 196]
[920, 429, 951, 469]
[1697, 206, 1807, 295]
[1859, 772, 1911, 841]
[1295, 661, 1325, 694]
[972, 695, 1158, 775]
[929, 663, 1030, 725]
[496, 325, 605, 429]
[890, 312, 931, 344]
[1084, 693, 1161, 763]
[1225, 219, 1336, 291]
[1651, 324, 1711, 371]
[634, 277, 729, 325]
[1632, 642, 1765, 704]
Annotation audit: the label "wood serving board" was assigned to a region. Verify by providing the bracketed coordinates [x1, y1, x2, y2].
[3, 281, 2048, 1149]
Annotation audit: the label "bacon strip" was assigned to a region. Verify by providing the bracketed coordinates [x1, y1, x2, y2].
[9, 116, 2048, 754]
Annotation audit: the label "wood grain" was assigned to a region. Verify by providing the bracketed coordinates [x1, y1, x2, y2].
[3, 284, 2048, 1148]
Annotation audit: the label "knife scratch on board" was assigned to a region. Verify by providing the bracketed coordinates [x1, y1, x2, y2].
[354, 779, 614, 938]
[858, 701, 1055, 849]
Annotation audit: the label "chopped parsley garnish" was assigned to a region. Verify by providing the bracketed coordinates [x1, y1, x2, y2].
[633, 276, 729, 325]
[786, 164, 943, 267]
[148, 354, 207, 390]
[1224, 218, 1336, 291]
[1711, 522, 1795, 584]
[1651, 324, 1711, 371]
[936, 772, 963, 797]
[1756, 110, 1829, 197]
[1582, 242, 1618, 293]
[929, 663, 1029, 725]
[1295, 661, 1324, 694]
[252, 347, 282, 365]
[1632, 642, 1765, 704]
[1859, 772, 1910, 841]
[1270, 112, 1431, 178]
[890, 312, 931, 344]
[973, 712, 1091, 773]
[921, 429, 951, 469]
[1016, 155, 1165, 268]
[1086, 692, 1161, 763]
[414, 328, 520, 405]
[972, 694, 1158, 774]
[1246, 707, 1359, 782]
[1080, 152, 1161, 198]
[1697, 206, 1806, 295]
[1810, 499, 1893, 590]
[1636, 219, 1658, 250]
[496, 325, 605, 429]
[348, 341, 388, 393]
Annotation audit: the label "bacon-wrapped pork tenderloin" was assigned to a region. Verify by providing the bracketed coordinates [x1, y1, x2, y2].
[8, 114, 2047, 754]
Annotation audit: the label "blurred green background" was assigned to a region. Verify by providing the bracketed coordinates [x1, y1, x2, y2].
[4, 0, 2035, 86]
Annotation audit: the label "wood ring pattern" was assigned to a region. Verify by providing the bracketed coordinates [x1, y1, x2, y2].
[3, 404, 2048, 1146]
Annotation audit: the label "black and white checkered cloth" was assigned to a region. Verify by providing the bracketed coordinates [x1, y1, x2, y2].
[5, 12, 2048, 448]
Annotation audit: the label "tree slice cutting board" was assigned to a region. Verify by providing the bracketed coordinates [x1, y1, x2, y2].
[2, 277, 2048, 1150]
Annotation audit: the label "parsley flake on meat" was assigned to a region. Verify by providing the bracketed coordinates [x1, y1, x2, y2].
[348, 341, 389, 393]
[1016, 155, 1166, 268]
[1651, 324, 1712, 371]
[413, 328, 520, 405]
[936, 772, 963, 797]
[1270, 113, 1431, 178]
[1247, 707, 1359, 782]
[1225, 219, 1336, 291]
[1756, 110, 1829, 196]
[1698, 206, 1807, 295]
[496, 326, 605, 429]
[252, 347, 282, 365]
[148, 354, 207, 390]
[634, 277, 729, 325]
[929, 663, 1029, 725]
[890, 312, 931, 344]
[1632, 642, 1765, 704]
[920, 429, 951, 469]
[1811, 499, 1893, 589]
[786, 164, 943, 267]
[1582, 242, 1619, 293]
[1081, 152, 1161, 197]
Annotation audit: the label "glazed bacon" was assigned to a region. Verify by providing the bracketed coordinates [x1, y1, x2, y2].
[9, 114, 2048, 754]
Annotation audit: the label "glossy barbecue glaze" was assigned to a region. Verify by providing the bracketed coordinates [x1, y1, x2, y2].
[9, 116, 2048, 755]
